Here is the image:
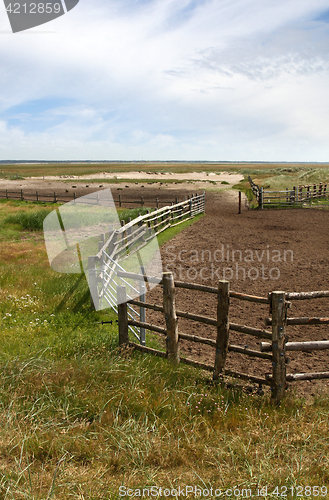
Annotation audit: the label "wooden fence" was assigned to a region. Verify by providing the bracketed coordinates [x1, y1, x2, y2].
[117, 273, 329, 403]
[89, 193, 206, 335]
[0, 188, 188, 208]
[248, 176, 329, 209]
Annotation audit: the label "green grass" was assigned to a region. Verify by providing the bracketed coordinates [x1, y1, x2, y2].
[233, 168, 329, 210]
[249, 166, 329, 190]
[4, 209, 53, 231]
[2, 161, 329, 179]
[117, 207, 150, 223]
[157, 213, 204, 246]
[0, 197, 329, 498]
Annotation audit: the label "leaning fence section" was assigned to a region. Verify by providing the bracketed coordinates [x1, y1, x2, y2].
[115, 272, 329, 403]
[88, 193, 205, 341]
[248, 177, 329, 209]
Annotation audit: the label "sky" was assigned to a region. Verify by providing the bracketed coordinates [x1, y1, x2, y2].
[1, 0, 329, 162]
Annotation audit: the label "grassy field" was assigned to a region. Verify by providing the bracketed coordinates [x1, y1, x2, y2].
[231, 166, 329, 210]
[0, 198, 329, 499]
[1, 161, 329, 179]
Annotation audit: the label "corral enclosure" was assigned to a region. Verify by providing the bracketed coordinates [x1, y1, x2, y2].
[0, 164, 329, 497]
[139, 190, 329, 398]
[1, 162, 328, 398]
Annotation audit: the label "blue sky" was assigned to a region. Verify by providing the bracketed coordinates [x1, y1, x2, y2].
[1, 0, 329, 161]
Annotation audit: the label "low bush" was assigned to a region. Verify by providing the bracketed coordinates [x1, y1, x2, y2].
[4, 209, 52, 231]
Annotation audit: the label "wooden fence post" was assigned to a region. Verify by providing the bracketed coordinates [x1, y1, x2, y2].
[127, 217, 132, 235]
[238, 191, 241, 214]
[21, 189, 23, 201]
[139, 265, 146, 346]
[213, 280, 230, 380]
[117, 285, 129, 346]
[163, 272, 179, 364]
[36, 191, 38, 202]
[88, 256, 99, 310]
[271, 291, 287, 403]
[259, 187, 263, 209]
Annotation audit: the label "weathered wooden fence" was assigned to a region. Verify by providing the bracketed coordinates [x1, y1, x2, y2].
[89, 193, 205, 341]
[248, 176, 329, 209]
[116, 273, 329, 403]
[0, 189, 189, 208]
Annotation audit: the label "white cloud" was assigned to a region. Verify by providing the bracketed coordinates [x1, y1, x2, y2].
[0, 0, 329, 160]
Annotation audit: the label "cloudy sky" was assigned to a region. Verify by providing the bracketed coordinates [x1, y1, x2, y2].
[1, 0, 329, 161]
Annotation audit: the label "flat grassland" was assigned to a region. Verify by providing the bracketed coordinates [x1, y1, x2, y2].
[0, 163, 328, 499]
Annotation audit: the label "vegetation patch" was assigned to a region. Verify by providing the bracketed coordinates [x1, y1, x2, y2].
[4, 209, 52, 231]
[0, 189, 328, 498]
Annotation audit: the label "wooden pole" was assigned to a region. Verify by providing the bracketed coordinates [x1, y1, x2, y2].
[213, 280, 230, 380]
[36, 191, 38, 202]
[21, 189, 23, 201]
[271, 291, 287, 403]
[117, 285, 129, 346]
[88, 256, 99, 310]
[238, 191, 242, 214]
[163, 272, 179, 364]
[260, 187, 263, 209]
[139, 265, 146, 346]
[119, 194, 122, 207]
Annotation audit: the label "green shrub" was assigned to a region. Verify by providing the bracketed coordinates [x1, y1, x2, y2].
[4, 209, 52, 231]
[117, 207, 149, 224]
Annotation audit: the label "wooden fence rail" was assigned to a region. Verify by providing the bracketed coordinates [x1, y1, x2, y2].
[117, 272, 329, 403]
[89, 193, 205, 338]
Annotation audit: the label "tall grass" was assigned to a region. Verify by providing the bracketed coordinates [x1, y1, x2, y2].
[0, 199, 328, 499]
[4, 209, 52, 231]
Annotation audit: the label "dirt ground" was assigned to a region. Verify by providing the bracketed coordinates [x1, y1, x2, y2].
[0, 171, 242, 205]
[151, 189, 329, 399]
[3, 178, 329, 399]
